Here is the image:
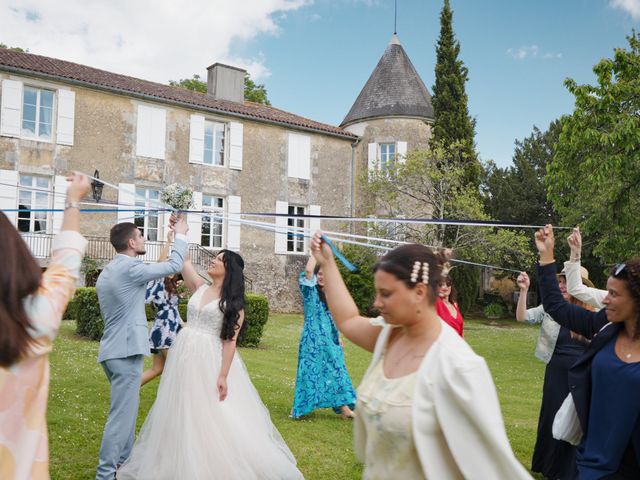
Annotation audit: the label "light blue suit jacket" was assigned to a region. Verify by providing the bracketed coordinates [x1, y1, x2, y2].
[96, 236, 188, 363]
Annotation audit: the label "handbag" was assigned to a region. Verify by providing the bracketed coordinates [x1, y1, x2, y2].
[552, 393, 583, 445]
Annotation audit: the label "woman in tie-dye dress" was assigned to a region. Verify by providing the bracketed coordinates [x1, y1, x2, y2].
[291, 255, 356, 419]
[0, 173, 89, 480]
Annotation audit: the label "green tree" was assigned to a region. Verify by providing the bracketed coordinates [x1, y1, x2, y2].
[431, 0, 480, 184]
[547, 31, 640, 263]
[0, 43, 28, 52]
[483, 119, 563, 226]
[363, 143, 533, 275]
[169, 73, 271, 105]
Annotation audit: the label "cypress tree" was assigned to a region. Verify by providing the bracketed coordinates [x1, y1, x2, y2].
[432, 0, 480, 184]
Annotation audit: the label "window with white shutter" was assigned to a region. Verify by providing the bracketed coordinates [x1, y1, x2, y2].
[287, 133, 311, 180]
[136, 104, 166, 159]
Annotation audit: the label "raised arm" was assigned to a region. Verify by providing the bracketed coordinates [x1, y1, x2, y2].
[129, 216, 189, 284]
[535, 225, 607, 338]
[515, 272, 530, 323]
[304, 255, 316, 280]
[310, 232, 381, 352]
[181, 259, 207, 294]
[565, 228, 607, 308]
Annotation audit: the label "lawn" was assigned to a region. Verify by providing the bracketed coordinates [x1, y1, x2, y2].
[48, 315, 545, 479]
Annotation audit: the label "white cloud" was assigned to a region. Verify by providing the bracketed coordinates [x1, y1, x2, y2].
[0, 0, 311, 83]
[610, 0, 640, 20]
[506, 45, 561, 61]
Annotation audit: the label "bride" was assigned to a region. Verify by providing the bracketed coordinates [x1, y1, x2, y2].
[118, 249, 303, 480]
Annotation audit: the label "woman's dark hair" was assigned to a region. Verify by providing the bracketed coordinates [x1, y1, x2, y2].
[0, 212, 43, 367]
[373, 244, 450, 305]
[438, 275, 459, 304]
[313, 264, 327, 307]
[610, 258, 640, 339]
[217, 250, 247, 341]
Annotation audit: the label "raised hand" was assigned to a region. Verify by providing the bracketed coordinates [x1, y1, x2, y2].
[535, 224, 555, 264]
[516, 272, 530, 291]
[567, 227, 582, 261]
[66, 172, 91, 202]
[169, 213, 189, 235]
[310, 231, 334, 266]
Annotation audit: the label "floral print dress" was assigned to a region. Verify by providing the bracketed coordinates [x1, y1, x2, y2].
[291, 272, 356, 418]
[145, 280, 182, 350]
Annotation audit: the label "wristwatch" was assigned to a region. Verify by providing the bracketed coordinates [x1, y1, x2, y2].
[64, 201, 81, 210]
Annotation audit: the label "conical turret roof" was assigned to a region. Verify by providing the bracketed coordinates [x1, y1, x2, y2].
[341, 34, 433, 127]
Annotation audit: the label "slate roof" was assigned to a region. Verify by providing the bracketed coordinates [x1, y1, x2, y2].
[341, 34, 434, 127]
[0, 48, 357, 139]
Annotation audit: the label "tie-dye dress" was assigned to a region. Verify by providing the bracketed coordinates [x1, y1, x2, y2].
[0, 231, 87, 480]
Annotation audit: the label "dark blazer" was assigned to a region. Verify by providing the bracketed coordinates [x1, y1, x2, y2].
[537, 263, 617, 434]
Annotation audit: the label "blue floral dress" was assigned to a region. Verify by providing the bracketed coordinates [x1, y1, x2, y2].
[291, 272, 356, 418]
[145, 280, 182, 351]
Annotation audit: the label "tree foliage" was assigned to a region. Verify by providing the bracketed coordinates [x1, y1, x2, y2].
[362, 143, 534, 273]
[0, 43, 28, 52]
[547, 31, 640, 263]
[431, 0, 480, 184]
[169, 73, 271, 105]
[483, 119, 563, 226]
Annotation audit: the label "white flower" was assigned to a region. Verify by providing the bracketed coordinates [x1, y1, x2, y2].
[161, 183, 194, 210]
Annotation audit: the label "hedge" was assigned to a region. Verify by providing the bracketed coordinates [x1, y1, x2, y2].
[63, 297, 78, 320]
[75, 288, 103, 341]
[73, 288, 269, 348]
[240, 294, 269, 347]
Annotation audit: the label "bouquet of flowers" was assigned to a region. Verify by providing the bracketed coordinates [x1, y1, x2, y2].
[161, 183, 193, 215]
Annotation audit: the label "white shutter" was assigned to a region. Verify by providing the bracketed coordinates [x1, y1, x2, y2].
[275, 200, 288, 254]
[52, 175, 68, 233]
[56, 89, 75, 146]
[287, 133, 310, 179]
[309, 204, 321, 236]
[152, 107, 166, 160]
[136, 105, 165, 159]
[0, 79, 23, 138]
[0, 169, 18, 226]
[117, 183, 136, 223]
[228, 122, 243, 170]
[187, 191, 202, 244]
[189, 114, 204, 164]
[136, 105, 151, 157]
[368, 142, 377, 172]
[227, 195, 241, 251]
[397, 141, 407, 164]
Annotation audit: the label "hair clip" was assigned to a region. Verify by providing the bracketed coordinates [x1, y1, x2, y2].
[411, 261, 421, 283]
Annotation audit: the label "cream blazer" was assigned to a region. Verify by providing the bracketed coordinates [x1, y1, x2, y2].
[354, 319, 532, 480]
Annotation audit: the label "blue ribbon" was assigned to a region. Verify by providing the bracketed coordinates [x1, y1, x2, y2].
[321, 235, 358, 272]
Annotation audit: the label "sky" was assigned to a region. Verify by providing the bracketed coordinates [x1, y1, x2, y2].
[1, 0, 639, 168]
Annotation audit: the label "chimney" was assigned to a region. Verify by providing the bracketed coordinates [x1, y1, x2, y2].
[206, 63, 246, 103]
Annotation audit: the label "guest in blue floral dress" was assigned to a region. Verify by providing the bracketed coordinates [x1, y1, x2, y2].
[291, 255, 356, 419]
[141, 233, 184, 386]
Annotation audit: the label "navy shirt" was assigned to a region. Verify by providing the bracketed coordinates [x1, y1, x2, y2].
[578, 335, 640, 479]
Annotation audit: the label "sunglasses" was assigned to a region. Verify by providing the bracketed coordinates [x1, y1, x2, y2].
[613, 263, 627, 277]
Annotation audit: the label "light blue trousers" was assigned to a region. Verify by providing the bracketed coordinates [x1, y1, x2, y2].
[95, 355, 144, 480]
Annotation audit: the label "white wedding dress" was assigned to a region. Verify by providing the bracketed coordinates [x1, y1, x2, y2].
[118, 284, 304, 480]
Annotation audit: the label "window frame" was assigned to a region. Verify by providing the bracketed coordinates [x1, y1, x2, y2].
[17, 174, 51, 233]
[202, 120, 227, 167]
[134, 187, 160, 241]
[378, 142, 397, 171]
[21, 86, 55, 142]
[287, 204, 306, 253]
[201, 195, 225, 248]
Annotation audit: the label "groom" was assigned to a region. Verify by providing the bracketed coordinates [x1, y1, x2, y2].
[95, 217, 188, 480]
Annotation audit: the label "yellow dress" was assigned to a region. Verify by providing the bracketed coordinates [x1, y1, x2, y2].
[357, 356, 424, 480]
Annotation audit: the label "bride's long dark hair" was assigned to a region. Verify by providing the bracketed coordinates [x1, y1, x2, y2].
[217, 250, 247, 341]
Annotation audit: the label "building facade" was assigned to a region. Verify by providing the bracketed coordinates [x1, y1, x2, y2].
[0, 33, 433, 311]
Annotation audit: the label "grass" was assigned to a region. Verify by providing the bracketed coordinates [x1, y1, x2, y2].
[48, 315, 545, 479]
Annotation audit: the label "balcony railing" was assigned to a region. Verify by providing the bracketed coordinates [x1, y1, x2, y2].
[20, 233, 252, 290]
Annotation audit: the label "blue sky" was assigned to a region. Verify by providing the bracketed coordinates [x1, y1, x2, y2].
[247, 0, 639, 167]
[2, 0, 639, 168]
